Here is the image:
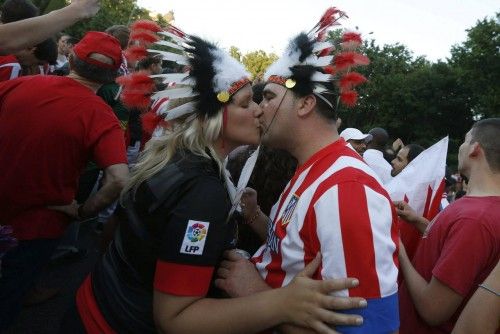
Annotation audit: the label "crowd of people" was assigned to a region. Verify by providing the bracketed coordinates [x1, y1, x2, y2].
[0, 0, 498, 333]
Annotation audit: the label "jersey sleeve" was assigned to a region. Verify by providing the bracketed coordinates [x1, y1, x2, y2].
[153, 176, 231, 296]
[432, 216, 496, 296]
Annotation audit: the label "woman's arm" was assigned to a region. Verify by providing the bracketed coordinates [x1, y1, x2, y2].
[155, 254, 364, 334]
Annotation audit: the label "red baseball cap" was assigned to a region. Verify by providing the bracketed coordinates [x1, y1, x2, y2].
[73, 31, 122, 70]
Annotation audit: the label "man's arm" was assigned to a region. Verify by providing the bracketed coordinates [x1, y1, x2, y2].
[399, 242, 463, 326]
[394, 201, 429, 234]
[49, 163, 128, 219]
[0, 0, 100, 55]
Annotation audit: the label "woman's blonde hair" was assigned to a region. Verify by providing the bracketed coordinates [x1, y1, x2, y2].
[121, 105, 223, 201]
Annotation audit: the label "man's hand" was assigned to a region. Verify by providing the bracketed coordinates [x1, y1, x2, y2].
[392, 138, 404, 152]
[394, 201, 419, 224]
[47, 200, 79, 219]
[394, 201, 429, 234]
[70, 0, 101, 19]
[215, 249, 269, 297]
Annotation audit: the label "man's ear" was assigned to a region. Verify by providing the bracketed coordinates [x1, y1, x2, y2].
[469, 142, 481, 158]
[296, 94, 316, 117]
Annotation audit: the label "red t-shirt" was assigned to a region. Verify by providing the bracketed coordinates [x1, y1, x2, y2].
[399, 196, 500, 334]
[0, 55, 21, 81]
[0, 75, 127, 240]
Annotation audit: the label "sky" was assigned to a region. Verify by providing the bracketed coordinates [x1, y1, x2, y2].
[137, 0, 498, 62]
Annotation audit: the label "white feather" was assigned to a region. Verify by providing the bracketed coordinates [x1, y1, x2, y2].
[209, 48, 250, 92]
[308, 55, 334, 67]
[147, 49, 189, 65]
[311, 72, 332, 82]
[150, 73, 189, 82]
[151, 87, 197, 100]
[154, 40, 185, 50]
[164, 101, 197, 121]
[158, 31, 185, 43]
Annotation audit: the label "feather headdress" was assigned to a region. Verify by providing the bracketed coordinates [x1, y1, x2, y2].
[264, 6, 369, 109]
[118, 20, 251, 132]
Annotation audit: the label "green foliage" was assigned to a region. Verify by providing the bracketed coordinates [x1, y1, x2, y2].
[62, 0, 151, 38]
[450, 13, 500, 119]
[228, 46, 278, 80]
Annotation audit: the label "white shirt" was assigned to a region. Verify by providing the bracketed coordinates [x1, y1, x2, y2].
[363, 149, 392, 184]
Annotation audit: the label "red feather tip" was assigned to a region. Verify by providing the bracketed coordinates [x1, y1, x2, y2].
[339, 72, 367, 90]
[334, 52, 370, 70]
[116, 72, 155, 109]
[124, 45, 148, 62]
[323, 65, 336, 75]
[318, 47, 333, 57]
[121, 93, 151, 109]
[318, 7, 346, 31]
[167, 25, 186, 38]
[130, 30, 160, 45]
[130, 20, 162, 33]
[340, 90, 358, 107]
[141, 111, 165, 135]
[317, 30, 327, 42]
[342, 32, 362, 44]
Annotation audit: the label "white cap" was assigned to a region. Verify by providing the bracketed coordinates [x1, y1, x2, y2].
[340, 128, 372, 142]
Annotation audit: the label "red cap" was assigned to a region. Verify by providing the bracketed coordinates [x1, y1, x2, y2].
[73, 31, 122, 70]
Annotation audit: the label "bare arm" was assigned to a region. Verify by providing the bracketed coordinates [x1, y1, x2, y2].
[157, 254, 364, 334]
[240, 188, 270, 241]
[0, 0, 100, 55]
[49, 163, 128, 219]
[399, 241, 463, 326]
[452, 261, 500, 334]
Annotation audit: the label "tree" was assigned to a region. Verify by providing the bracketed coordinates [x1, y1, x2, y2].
[61, 0, 151, 38]
[241, 50, 278, 80]
[229, 46, 242, 62]
[450, 13, 500, 119]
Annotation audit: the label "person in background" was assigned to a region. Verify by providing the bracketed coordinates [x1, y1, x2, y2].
[339, 127, 372, 155]
[398, 118, 500, 334]
[0, 31, 128, 331]
[363, 127, 392, 184]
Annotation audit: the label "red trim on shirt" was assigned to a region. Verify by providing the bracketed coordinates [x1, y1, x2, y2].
[76, 275, 116, 334]
[154, 260, 214, 296]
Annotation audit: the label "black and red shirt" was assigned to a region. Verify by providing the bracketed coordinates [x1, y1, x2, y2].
[77, 151, 236, 333]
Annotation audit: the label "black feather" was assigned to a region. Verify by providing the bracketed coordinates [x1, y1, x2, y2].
[289, 65, 317, 96]
[186, 36, 223, 119]
[293, 33, 314, 62]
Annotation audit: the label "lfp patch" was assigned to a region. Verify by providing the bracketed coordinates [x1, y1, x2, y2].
[180, 220, 209, 255]
[281, 194, 299, 226]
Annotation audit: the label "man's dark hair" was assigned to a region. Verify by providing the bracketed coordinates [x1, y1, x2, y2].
[252, 82, 265, 104]
[0, 0, 39, 23]
[406, 144, 425, 163]
[69, 53, 118, 84]
[105, 25, 130, 50]
[471, 118, 500, 172]
[368, 127, 389, 151]
[34, 38, 58, 65]
[65, 37, 80, 47]
[291, 80, 338, 122]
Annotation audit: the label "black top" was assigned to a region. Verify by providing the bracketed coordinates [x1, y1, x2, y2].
[91, 151, 236, 333]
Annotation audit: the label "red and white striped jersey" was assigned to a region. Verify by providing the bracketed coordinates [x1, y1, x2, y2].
[0, 55, 21, 82]
[253, 139, 399, 299]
